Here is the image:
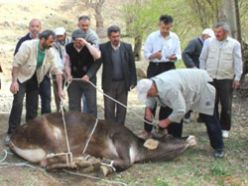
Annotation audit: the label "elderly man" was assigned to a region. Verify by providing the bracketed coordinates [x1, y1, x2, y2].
[183, 28, 214, 68]
[136, 69, 224, 158]
[6, 30, 64, 145]
[14, 19, 52, 114]
[182, 28, 214, 123]
[53, 27, 71, 111]
[142, 15, 182, 139]
[64, 30, 101, 116]
[200, 22, 243, 138]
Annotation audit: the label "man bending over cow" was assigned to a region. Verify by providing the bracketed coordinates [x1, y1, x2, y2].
[136, 69, 224, 158]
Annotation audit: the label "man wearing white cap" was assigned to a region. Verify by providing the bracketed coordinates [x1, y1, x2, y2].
[136, 69, 224, 158]
[182, 28, 214, 123]
[182, 28, 214, 68]
[53, 27, 71, 111]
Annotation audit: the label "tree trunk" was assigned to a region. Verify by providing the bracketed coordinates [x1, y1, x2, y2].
[218, 0, 237, 38]
[94, 4, 105, 38]
[133, 35, 142, 61]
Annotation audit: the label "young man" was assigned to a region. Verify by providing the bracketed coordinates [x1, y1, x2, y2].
[98, 25, 137, 125]
[53, 27, 71, 111]
[14, 19, 52, 114]
[6, 30, 64, 145]
[200, 22, 243, 138]
[64, 29, 101, 117]
[142, 15, 182, 138]
[136, 69, 224, 158]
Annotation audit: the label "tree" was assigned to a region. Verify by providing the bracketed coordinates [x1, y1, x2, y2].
[84, 0, 106, 38]
[188, 0, 222, 29]
[123, 0, 193, 61]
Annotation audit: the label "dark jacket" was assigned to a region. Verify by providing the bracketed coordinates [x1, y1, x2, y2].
[66, 43, 101, 83]
[99, 41, 137, 91]
[182, 37, 203, 68]
[14, 33, 32, 55]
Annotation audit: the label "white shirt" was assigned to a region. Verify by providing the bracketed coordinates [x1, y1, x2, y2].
[144, 31, 181, 62]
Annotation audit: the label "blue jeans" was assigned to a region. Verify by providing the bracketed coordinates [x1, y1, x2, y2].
[39, 75, 51, 114]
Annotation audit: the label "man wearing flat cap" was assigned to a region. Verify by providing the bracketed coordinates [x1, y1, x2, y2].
[136, 69, 224, 158]
[64, 29, 101, 117]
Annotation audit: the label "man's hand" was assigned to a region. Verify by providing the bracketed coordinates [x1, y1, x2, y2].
[10, 81, 19, 94]
[58, 89, 65, 99]
[78, 38, 88, 46]
[233, 80, 240, 89]
[158, 118, 171, 129]
[66, 74, 73, 82]
[145, 107, 154, 121]
[82, 75, 90, 82]
[168, 54, 177, 61]
[150, 51, 162, 60]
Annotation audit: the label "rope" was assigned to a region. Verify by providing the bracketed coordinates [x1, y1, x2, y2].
[60, 91, 73, 165]
[0, 149, 8, 163]
[82, 118, 99, 155]
[63, 170, 127, 186]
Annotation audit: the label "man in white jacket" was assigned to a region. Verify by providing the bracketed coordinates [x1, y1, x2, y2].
[6, 30, 64, 145]
[200, 22, 243, 138]
[137, 69, 224, 158]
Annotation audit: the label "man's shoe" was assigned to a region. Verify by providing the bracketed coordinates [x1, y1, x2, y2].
[213, 150, 225, 158]
[4, 134, 11, 146]
[222, 130, 229, 138]
[138, 131, 152, 140]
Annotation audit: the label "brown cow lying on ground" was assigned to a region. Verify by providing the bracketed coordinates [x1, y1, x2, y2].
[9, 112, 196, 175]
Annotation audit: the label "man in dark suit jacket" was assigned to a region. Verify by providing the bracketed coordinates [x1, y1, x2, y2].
[182, 28, 214, 122]
[99, 25, 137, 125]
[182, 28, 214, 68]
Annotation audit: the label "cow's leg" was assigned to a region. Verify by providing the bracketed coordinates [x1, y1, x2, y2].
[100, 134, 133, 175]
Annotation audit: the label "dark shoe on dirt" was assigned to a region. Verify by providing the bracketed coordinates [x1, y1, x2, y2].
[213, 149, 225, 158]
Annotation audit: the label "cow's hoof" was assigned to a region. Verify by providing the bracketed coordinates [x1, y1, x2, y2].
[100, 165, 113, 176]
[186, 135, 197, 147]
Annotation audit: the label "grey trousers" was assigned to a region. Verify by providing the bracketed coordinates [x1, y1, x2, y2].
[104, 81, 128, 125]
[67, 80, 97, 117]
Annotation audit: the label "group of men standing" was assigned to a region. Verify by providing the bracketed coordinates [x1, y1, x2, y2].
[137, 15, 242, 158]
[5, 16, 137, 144]
[5, 14, 243, 159]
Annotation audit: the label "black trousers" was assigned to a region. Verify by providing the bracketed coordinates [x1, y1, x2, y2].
[39, 75, 51, 114]
[104, 81, 128, 125]
[200, 110, 224, 150]
[144, 62, 183, 137]
[67, 79, 97, 117]
[212, 79, 233, 130]
[8, 74, 39, 134]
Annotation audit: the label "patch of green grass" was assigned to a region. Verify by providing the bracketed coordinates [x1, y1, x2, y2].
[210, 162, 230, 177]
[154, 177, 170, 186]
